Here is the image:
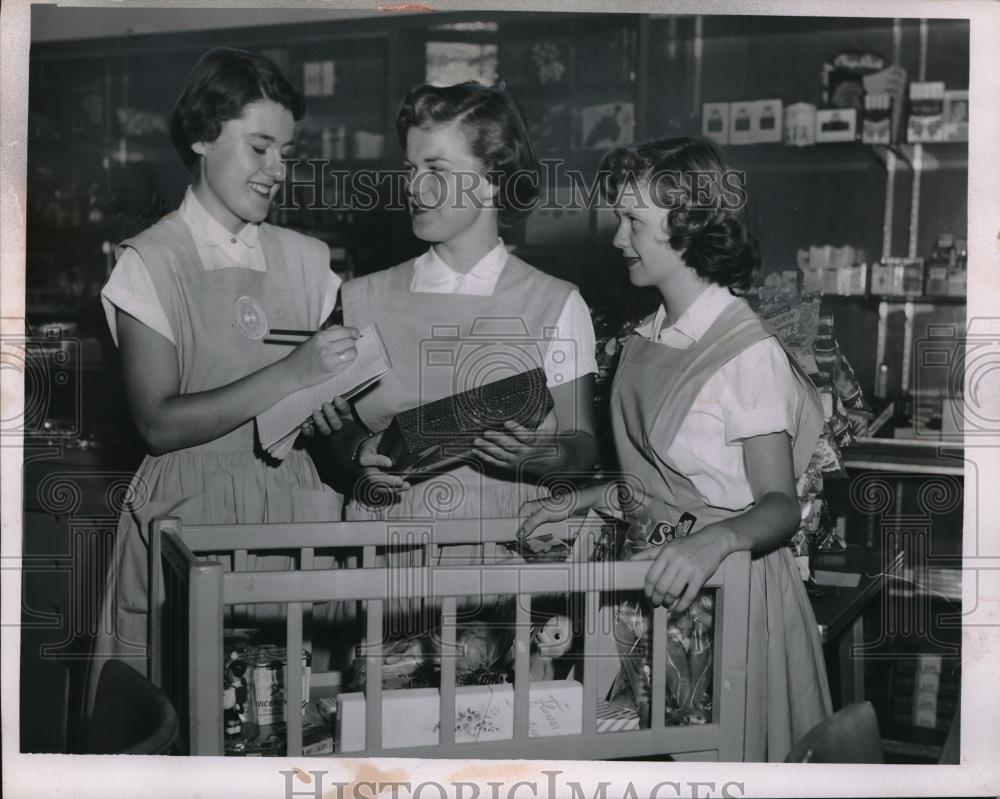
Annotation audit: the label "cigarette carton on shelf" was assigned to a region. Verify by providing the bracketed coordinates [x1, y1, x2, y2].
[816, 108, 858, 143]
[702, 102, 730, 145]
[728, 101, 757, 145]
[753, 99, 783, 143]
[783, 102, 816, 147]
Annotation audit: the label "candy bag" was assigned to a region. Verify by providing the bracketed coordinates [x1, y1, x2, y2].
[609, 504, 714, 727]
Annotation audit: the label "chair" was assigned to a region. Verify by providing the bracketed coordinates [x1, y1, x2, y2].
[84, 659, 181, 755]
[785, 701, 884, 763]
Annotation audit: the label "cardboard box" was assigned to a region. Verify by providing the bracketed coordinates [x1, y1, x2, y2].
[943, 90, 969, 142]
[728, 101, 756, 145]
[784, 102, 816, 147]
[816, 108, 858, 142]
[946, 265, 967, 296]
[901, 259, 924, 296]
[925, 263, 950, 296]
[862, 93, 893, 144]
[754, 99, 783, 143]
[836, 263, 868, 296]
[336, 680, 583, 751]
[862, 63, 908, 142]
[907, 81, 946, 143]
[870, 261, 900, 295]
[702, 102, 730, 145]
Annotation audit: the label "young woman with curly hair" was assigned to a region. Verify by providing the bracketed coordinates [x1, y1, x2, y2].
[521, 136, 832, 761]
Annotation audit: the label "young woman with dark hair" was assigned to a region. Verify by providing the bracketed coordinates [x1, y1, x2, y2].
[324, 81, 599, 544]
[87, 47, 357, 714]
[520, 137, 832, 761]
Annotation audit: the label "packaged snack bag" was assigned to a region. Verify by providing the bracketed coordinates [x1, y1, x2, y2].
[608, 506, 714, 727]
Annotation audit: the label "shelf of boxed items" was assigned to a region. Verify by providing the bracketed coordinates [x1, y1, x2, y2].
[821, 294, 966, 307]
[722, 141, 967, 174]
[842, 437, 964, 476]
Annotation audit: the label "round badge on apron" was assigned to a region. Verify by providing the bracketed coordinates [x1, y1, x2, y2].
[234, 295, 267, 339]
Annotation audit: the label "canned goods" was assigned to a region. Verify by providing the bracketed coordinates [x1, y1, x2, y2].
[250, 647, 311, 727]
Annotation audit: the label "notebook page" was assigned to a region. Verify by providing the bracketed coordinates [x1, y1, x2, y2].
[256, 325, 391, 458]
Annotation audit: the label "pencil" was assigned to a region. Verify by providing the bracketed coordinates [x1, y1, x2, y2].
[268, 328, 314, 337]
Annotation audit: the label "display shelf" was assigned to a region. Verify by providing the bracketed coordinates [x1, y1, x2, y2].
[874, 141, 969, 171]
[726, 141, 891, 172]
[880, 738, 943, 762]
[843, 437, 964, 475]
[725, 141, 968, 174]
[820, 293, 966, 307]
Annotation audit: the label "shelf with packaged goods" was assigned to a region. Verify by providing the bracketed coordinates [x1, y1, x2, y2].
[722, 140, 968, 174]
[820, 294, 966, 307]
[843, 437, 964, 476]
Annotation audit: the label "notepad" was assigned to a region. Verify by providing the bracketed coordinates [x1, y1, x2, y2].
[256, 325, 391, 460]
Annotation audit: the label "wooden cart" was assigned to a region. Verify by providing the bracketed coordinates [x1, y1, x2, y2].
[149, 516, 750, 760]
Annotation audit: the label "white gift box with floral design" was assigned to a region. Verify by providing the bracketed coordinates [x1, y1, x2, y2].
[336, 680, 582, 751]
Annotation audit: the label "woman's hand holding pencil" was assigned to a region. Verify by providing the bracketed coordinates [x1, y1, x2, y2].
[272, 325, 360, 389]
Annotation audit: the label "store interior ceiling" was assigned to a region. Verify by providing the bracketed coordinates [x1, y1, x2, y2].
[30, 5, 401, 42]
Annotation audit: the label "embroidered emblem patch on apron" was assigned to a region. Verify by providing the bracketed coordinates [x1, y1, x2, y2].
[234, 296, 267, 339]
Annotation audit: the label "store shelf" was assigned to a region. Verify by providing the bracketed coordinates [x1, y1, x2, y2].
[821, 294, 966, 307]
[724, 140, 968, 174]
[881, 738, 943, 762]
[844, 437, 964, 475]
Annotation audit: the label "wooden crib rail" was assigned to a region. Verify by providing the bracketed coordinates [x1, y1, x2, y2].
[152, 516, 750, 761]
[149, 522, 224, 756]
[172, 517, 593, 551]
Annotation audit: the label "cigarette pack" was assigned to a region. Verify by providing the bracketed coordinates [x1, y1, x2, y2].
[870, 260, 899, 295]
[907, 82, 946, 143]
[783, 102, 816, 147]
[815, 108, 858, 142]
[754, 99, 783, 143]
[862, 93, 893, 144]
[943, 90, 968, 142]
[728, 101, 757, 145]
[702, 102, 730, 145]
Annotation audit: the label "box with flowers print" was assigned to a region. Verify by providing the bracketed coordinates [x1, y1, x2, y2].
[336, 680, 582, 751]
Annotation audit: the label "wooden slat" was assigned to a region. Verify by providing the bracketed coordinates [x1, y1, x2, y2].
[188, 559, 224, 756]
[513, 594, 530, 739]
[365, 598, 383, 753]
[651, 606, 668, 730]
[327, 724, 722, 761]
[233, 548, 248, 622]
[717, 551, 750, 762]
[582, 589, 599, 734]
[300, 548, 314, 655]
[285, 602, 304, 756]
[148, 516, 180, 687]
[439, 597, 457, 746]
[220, 561, 700, 605]
[183, 518, 578, 552]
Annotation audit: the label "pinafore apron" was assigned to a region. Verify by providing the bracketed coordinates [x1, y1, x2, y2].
[609, 298, 832, 762]
[86, 214, 343, 718]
